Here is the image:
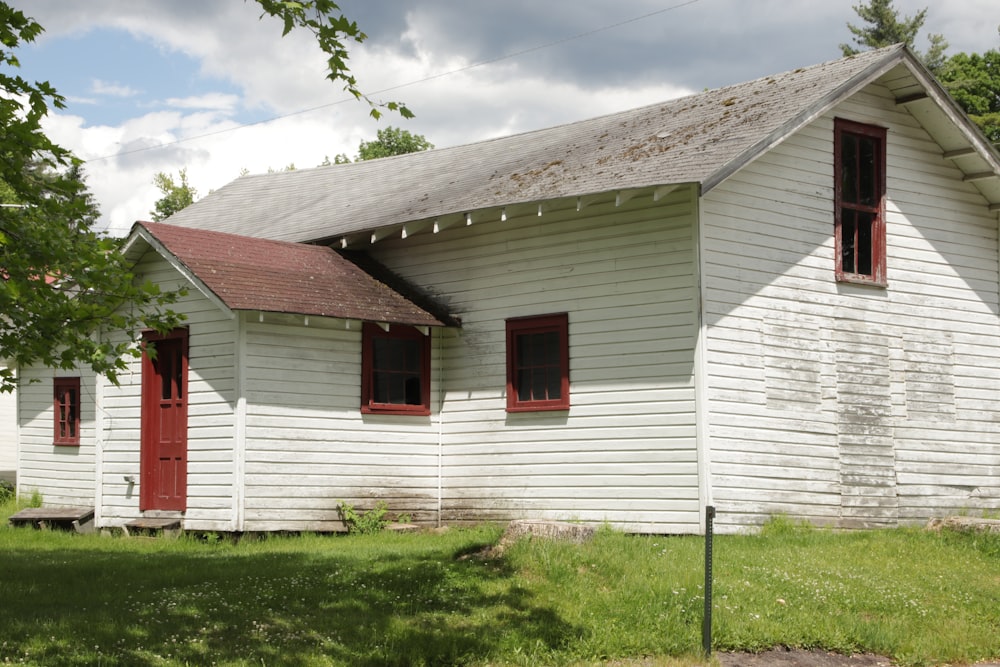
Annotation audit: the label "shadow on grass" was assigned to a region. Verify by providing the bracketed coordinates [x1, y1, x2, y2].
[0, 535, 581, 666]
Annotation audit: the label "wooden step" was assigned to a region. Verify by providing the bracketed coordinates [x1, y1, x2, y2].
[9, 506, 95, 533]
[124, 517, 181, 533]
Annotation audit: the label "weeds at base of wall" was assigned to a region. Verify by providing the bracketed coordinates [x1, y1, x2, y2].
[336, 500, 411, 534]
[337, 500, 390, 534]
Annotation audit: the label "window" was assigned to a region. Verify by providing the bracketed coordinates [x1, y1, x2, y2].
[53, 377, 80, 446]
[361, 323, 430, 415]
[506, 313, 569, 412]
[835, 118, 887, 285]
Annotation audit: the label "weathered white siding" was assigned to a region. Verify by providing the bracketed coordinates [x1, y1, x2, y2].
[240, 314, 442, 531]
[372, 188, 702, 533]
[0, 362, 15, 482]
[16, 366, 96, 507]
[702, 77, 1000, 530]
[99, 250, 238, 530]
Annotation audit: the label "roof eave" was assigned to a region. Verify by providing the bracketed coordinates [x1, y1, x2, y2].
[125, 223, 237, 320]
[230, 307, 453, 329]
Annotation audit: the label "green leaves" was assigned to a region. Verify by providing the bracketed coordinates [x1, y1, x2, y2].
[938, 50, 1000, 144]
[839, 1, 1000, 142]
[1, 0, 415, 393]
[253, 0, 412, 120]
[150, 168, 197, 221]
[840, 0, 947, 74]
[0, 2, 184, 392]
[355, 126, 433, 161]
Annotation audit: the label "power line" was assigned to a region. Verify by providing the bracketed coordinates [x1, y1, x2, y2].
[85, 0, 703, 163]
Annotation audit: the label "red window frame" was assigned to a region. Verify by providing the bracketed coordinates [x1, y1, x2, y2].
[835, 118, 887, 286]
[506, 313, 570, 413]
[53, 377, 81, 446]
[361, 323, 431, 416]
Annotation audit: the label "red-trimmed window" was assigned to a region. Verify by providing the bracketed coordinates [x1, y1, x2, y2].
[506, 313, 569, 412]
[835, 118, 887, 285]
[53, 377, 81, 446]
[361, 323, 430, 415]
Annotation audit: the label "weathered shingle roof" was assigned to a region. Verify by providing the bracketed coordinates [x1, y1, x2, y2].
[131, 222, 456, 326]
[161, 45, 1000, 243]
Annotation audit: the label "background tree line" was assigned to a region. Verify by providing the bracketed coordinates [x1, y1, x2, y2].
[842, 0, 1000, 143]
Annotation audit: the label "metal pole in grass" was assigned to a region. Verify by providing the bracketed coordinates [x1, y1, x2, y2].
[702, 505, 716, 657]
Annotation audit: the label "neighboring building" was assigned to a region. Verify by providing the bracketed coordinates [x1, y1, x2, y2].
[0, 362, 15, 484]
[15, 45, 1000, 533]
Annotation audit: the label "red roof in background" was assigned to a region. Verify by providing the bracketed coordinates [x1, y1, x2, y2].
[135, 222, 454, 327]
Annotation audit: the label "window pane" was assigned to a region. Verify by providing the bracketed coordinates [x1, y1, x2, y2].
[526, 333, 544, 366]
[530, 367, 548, 400]
[372, 371, 390, 403]
[841, 209, 857, 274]
[67, 388, 77, 437]
[404, 376, 422, 405]
[514, 330, 562, 402]
[857, 211, 874, 275]
[841, 134, 858, 203]
[858, 137, 877, 206]
[160, 352, 173, 400]
[173, 349, 183, 400]
[373, 338, 390, 365]
[58, 394, 69, 437]
[403, 340, 420, 373]
[517, 369, 531, 402]
[370, 334, 424, 406]
[388, 374, 405, 404]
[375, 338, 421, 374]
[546, 367, 561, 400]
[544, 332, 559, 362]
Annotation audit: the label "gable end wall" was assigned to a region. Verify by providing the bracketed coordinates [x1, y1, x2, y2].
[702, 80, 1000, 531]
[99, 250, 239, 530]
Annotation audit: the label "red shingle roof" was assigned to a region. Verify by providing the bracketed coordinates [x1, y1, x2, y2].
[135, 222, 453, 327]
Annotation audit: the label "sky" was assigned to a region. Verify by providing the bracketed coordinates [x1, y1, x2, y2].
[7, 0, 1000, 236]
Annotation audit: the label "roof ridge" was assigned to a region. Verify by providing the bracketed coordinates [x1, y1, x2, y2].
[160, 45, 936, 244]
[233, 46, 910, 183]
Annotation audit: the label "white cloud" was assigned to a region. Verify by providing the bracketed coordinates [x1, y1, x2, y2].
[162, 93, 241, 112]
[66, 95, 98, 106]
[91, 79, 140, 98]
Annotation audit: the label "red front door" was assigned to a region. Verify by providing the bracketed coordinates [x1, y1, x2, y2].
[140, 329, 188, 511]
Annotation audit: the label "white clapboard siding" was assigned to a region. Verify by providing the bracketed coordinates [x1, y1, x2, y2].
[240, 314, 442, 531]
[702, 78, 1000, 531]
[0, 362, 15, 481]
[371, 188, 702, 533]
[98, 249, 238, 530]
[16, 365, 97, 507]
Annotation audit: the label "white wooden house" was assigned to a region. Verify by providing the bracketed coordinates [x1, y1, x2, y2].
[15, 45, 1000, 533]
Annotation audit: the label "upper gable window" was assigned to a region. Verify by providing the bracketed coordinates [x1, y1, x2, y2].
[506, 313, 570, 413]
[835, 118, 887, 286]
[361, 323, 430, 416]
[53, 377, 81, 446]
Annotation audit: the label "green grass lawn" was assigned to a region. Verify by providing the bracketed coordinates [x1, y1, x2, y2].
[0, 499, 998, 667]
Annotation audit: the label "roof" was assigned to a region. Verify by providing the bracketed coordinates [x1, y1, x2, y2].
[162, 45, 1000, 244]
[127, 222, 457, 327]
